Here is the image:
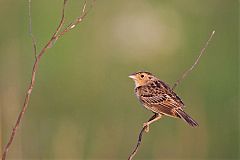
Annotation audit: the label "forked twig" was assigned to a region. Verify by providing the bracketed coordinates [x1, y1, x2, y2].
[127, 30, 215, 160]
[172, 30, 215, 90]
[1, 1, 94, 159]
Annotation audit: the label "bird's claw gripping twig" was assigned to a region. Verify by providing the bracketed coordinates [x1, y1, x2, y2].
[143, 122, 150, 132]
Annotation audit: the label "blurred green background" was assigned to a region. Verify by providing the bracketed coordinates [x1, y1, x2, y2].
[0, 0, 238, 159]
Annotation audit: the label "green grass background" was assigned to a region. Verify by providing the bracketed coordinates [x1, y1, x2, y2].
[0, 0, 238, 159]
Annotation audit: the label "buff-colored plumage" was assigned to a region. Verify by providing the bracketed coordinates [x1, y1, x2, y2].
[129, 71, 198, 132]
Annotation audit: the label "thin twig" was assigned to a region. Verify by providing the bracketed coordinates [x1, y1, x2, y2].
[46, 0, 68, 49]
[172, 30, 215, 90]
[55, 1, 87, 40]
[128, 114, 157, 160]
[1, 1, 94, 159]
[128, 126, 146, 160]
[128, 30, 215, 160]
[28, 0, 37, 59]
[57, 0, 95, 39]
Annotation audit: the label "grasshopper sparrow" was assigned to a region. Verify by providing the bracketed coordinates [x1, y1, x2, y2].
[129, 71, 198, 132]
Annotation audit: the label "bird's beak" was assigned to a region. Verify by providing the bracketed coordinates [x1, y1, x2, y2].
[128, 74, 136, 80]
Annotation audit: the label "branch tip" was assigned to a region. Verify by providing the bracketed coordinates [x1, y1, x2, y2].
[82, 1, 87, 13]
[172, 30, 216, 90]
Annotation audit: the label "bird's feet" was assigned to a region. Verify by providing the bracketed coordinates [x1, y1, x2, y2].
[143, 122, 150, 132]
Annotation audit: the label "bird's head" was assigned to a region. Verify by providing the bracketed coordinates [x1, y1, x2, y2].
[129, 71, 157, 87]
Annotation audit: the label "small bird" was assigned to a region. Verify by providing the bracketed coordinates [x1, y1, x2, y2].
[129, 71, 198, 132]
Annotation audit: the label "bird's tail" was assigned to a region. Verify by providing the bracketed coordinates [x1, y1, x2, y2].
[176, 109, 198, 127]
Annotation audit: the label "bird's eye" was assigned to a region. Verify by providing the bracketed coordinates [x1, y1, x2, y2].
[141, 75, 144, 78]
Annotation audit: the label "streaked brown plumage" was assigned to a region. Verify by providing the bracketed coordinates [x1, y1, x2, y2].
[129, 71, 198, 132]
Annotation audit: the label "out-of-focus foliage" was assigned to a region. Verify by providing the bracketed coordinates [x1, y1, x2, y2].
[0, 0, 238, 159]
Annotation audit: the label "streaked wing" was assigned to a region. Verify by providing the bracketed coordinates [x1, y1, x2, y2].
[137, 81, 184, 117]
[157, 80, 185, 107]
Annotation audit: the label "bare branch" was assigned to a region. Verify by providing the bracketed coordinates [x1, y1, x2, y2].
[46, 0, 68, 49]
[1, 1, 93, 159]
[57, 0, 95, 39]
[128, 114, 157, 160]
[28, 0, 37, 59]
[128, 126, 146, 160]
[82, 0, 87, 13]
[172, 30, 215, 90]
